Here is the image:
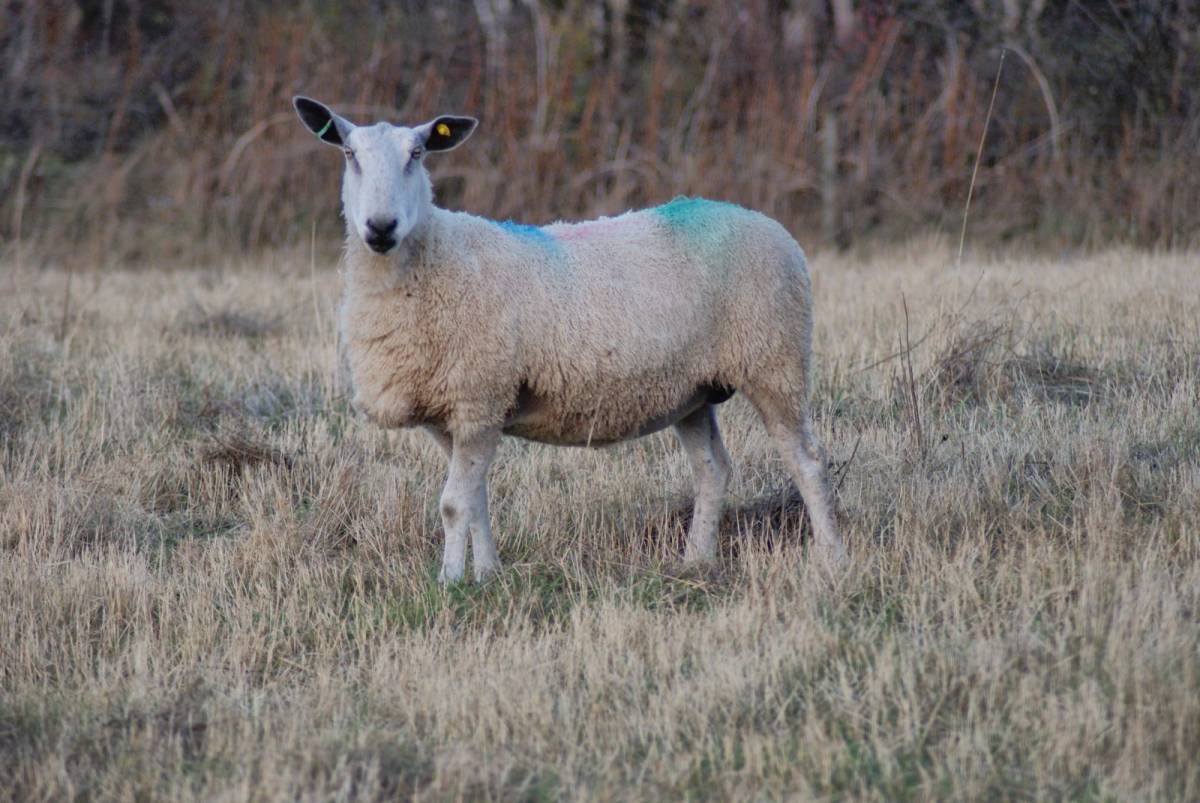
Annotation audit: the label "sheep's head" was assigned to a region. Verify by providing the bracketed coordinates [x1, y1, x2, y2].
[293, 97, 477, 255]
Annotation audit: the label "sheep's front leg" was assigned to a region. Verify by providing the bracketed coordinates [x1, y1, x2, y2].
[437, 429, 502, 584]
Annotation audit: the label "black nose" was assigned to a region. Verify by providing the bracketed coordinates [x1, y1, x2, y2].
[365, 217, 398, 253]
[367, 218, 398, 236]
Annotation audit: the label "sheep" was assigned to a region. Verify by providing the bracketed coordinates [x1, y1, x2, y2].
[293, 96, 847, 583]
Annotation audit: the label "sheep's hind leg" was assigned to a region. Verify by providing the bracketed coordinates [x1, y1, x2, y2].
[674, 405, 732, 564]
[763, 416, 846, 568]
[437, 430, 502, 584]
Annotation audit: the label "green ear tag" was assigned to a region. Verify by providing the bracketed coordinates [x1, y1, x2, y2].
[316, 118, 333, 139]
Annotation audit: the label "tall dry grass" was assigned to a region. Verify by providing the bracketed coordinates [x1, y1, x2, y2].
[2, 243, 1198, 799]
[3, 1, 1199, 265]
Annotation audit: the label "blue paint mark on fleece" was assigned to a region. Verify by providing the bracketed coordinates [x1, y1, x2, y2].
[650, 196, 749, 252]
[494, 219, 560, 253]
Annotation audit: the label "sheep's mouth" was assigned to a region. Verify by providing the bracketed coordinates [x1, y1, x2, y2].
[365, 234, 396, 254]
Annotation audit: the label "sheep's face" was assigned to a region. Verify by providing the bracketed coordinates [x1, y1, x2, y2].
[293, 97, 478, 256]
[340, 124, 432, 254]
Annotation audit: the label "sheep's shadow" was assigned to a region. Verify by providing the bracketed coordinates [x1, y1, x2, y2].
[642, 487, 813, 559]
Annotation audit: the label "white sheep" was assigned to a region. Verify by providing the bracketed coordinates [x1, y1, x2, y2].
[293, 96, 847, 583]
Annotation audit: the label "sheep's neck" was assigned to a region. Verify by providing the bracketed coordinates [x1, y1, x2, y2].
[339, 208, 461, 430]
[340, 206, 458, 340]
[344, 212, 434, 290]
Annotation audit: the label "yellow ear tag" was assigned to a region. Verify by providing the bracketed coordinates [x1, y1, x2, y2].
[436, 122, 451, 137]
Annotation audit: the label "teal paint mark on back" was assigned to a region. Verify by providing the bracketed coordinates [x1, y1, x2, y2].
[650, 197, 749, 253]
[494, 219, 560, 253]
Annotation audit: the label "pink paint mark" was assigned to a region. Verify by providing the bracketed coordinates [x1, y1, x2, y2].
[547, 215, 637, 242]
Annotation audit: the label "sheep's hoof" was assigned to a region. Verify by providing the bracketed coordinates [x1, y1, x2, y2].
[810, 541, 850, 575]
[437, 565, 465, 585]
[667, 557, 722, 582]
[473, 561, 502, 584]
[681, 546, 718, 566]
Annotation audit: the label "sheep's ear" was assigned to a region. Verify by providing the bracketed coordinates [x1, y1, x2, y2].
[417, 115, 478, 152]
[293, 96, 354, 146]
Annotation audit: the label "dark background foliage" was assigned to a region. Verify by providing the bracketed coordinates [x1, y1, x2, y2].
[2, 0, 1197, 264]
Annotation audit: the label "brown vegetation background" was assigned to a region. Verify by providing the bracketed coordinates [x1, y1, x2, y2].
[3, 0, 1199, 264]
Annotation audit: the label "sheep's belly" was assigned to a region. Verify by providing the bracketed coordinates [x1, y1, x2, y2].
[502, 382, 734, 447]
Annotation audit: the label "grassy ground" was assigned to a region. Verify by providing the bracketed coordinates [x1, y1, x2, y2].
[2, 242, 1198, 801]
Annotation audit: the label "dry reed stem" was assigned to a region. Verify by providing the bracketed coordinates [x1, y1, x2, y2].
[958, 48, 1006, 266]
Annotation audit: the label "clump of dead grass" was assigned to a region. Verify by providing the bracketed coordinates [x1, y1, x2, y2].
[199, 427, 293, 474]
[923, 316, 1109, 411]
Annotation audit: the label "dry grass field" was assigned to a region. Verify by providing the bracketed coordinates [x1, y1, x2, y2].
[2, 242, 1198, 801]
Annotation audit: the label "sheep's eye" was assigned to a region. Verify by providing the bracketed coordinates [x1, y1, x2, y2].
[343, 148, 355, 160]
[410, 147, 423, 160]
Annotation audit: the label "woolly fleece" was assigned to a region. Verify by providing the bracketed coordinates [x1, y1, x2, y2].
[339, 198, 816, 447]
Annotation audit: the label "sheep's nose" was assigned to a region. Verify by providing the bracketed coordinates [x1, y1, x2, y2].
[366, 218, 398, 236]
[365, 217, 398, 253]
